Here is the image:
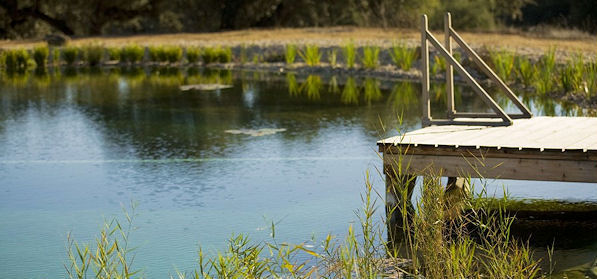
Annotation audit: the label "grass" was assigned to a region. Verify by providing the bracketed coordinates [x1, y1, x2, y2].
[361, 46, 380, 70]
[165, 46, 183, 63]
[148, 46, 168, 62]
[343, 41, 356, 69]
[33, 46, 49, 68]
[431, 55, 446, 75]
[298, 45, 321, 66]
[186, 47, 201, 63]
[514, 56, 536, 87]
[201, 46, 232, 64]
[83, 44, 104, 66]
[535, 48, 557, 95]
[389, 42, 417, 71]
[107, 47, 121, 61]
[62, 46, 80, 66]
[559, 54, 584, 93]
[327, 49, 338, 67]
[120, 45, 145, 63]
[489, 49, 516, 82]
[285, 44, 296, 65]
[3, 48, 30, 71]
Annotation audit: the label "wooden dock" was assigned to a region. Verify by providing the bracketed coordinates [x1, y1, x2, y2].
[378, 116, 597, 183]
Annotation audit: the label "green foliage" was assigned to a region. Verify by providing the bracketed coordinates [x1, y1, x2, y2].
[585, 61, 597, 97]
[361, 46, 380, 69]
[514, 56, 536, 87]
[186, 47, 201, 63]
[33, 46, 49, 68]
[239, 45, 248, 64]
[559, 54, 584, 93]
[327, 49, 338, 67]
[66, 204, 140, 279]
[431, 55, 446, 75]
[285, 44, 296, 65]
[343, 41, 356, 69]
[363, 78, 381, 103]
[165, 46, 183, 63]
[3, 49, 30, 71]
[535, 47, 557, 95]
[201, 47, 232, 64]
[120, 45, 145, 63]
[389, 42, 418, 71]
[148, 46, 167, 62]
[62, 46, 79, 65]
[489, 49, 515, 82]
[298, 45, 321, 66]
[299, 75, 323, 100]
[83, 44, 104, 66]
[107, 47, 121, 61]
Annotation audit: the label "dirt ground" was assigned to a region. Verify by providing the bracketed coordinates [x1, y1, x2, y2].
[1, 27, 595, 57]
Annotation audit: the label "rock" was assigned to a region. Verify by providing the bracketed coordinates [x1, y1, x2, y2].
[179, 84, 233, 91]
[44, 34, 69, 46]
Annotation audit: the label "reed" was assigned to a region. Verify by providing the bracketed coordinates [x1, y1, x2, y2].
[62, 46, 79, 65]
[83, 44, 104, 66]
[300, 75, 322, 100]
[120, 44, 144, 63]
[107, 47, 121, 61]
[148, 46, 167, 62]
[343, 41, 356, 69]
[165, 46, 183, 63]
[431, 55, 446, 75]
[3, 48, 30, 71]
[33, 46, 49, 68]
[186, 47, 201, 63]
[514, 56, 536, 87]
[361, 46, 380, 70]
[299, 45, 321, 66]
[327, 49, 337, 67]
[285, 44, 297, 65]
[489, 49, 515, 82]
[389, 42, 418, 71]
[202, 47, 232, 64]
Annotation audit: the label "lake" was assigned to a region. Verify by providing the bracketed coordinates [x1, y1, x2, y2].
[1, 68, 596, 278]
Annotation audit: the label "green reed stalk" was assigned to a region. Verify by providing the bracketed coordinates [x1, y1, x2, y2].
[389, 42, 418, 71]
[343, 41, 356, 69]
[361, 46, 380, 69]
[298, 45, 321, 66]
[33, 46, 49, 68]
[285, 44, 296, 65]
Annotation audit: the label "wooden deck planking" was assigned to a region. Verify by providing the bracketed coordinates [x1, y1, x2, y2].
[380, 117, 597, 152]
[379, 116, 597, 182]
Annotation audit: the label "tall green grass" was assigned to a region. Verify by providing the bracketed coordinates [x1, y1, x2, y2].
[33, 46, 49, 68]
[361, 46, 380, 70]
[3, 49, 30, 71]
[489, 49, 515, 82]
[559, 54, 583, 93]
[514, 56, 536, 87]
[120, 45, 144, 63]
[299, 45, 321, 66]
[186, 47, 201, 63]
[62, 46, 79, 66]
[327, 49, 338, 67]
[83, 44, 104, 66]
[389, 42, 418, 71]
[148, 46, 168, 62]
[343, 41, 356, 69]
[201, 47, 232, 64]
[431, 56, 446, 75]
[285, 44, 297, 65]
[535, 48, 557, 95]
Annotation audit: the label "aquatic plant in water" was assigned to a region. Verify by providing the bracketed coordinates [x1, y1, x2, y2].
[285, 44, 296, 65]
[299, 45, 321, 66]
[431, 55, 446, 75]
[328, 49, 338, 67]
[186, 47, 201, 63]
[390, 42, 418, 71]
[361, 46, 380, 70]
[363, 78, 381, 103]
[489, 49, 515, 82]
[514, 56, 536, 88]
[33, 46, 49, 68]
[62, 46, 79, 65]
[120, 45, 144, 63]
[343, 41, 356, 69]
[83, 44, 104, 66]
[286, 73, 299, 97]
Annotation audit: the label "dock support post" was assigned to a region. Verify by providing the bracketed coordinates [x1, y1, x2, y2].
[445, 177, 470, 219]
[421, 15, 431, 126]
[385, 170, 416, 249]
[445, 12, 455, 118]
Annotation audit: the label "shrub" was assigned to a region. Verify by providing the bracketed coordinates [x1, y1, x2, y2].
[285, 44, 296, 65]
[298, 44, 321, 66]
[62, 46, 79, 65]
[343, 41, 356, 68]
[33, 45, 49, 68]
[120, 44, 144, 63]
[390, 42, 418, 71]
[186, 46, 200, 63]
[361, 46, 380, 69]
[83, 44, 104, 66]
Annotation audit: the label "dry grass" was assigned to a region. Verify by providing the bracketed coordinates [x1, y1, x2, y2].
[1, 27, 595, 56]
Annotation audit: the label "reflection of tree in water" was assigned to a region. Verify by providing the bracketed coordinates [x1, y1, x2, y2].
[328, 76, 339, 94]
[341, 77, 359, 105]
[363, 78, 381, 104]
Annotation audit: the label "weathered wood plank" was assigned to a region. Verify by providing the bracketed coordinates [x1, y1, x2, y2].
[383, 153, 597, 183]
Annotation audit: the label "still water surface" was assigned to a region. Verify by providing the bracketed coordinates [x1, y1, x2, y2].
[0, 68, 596, 278]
